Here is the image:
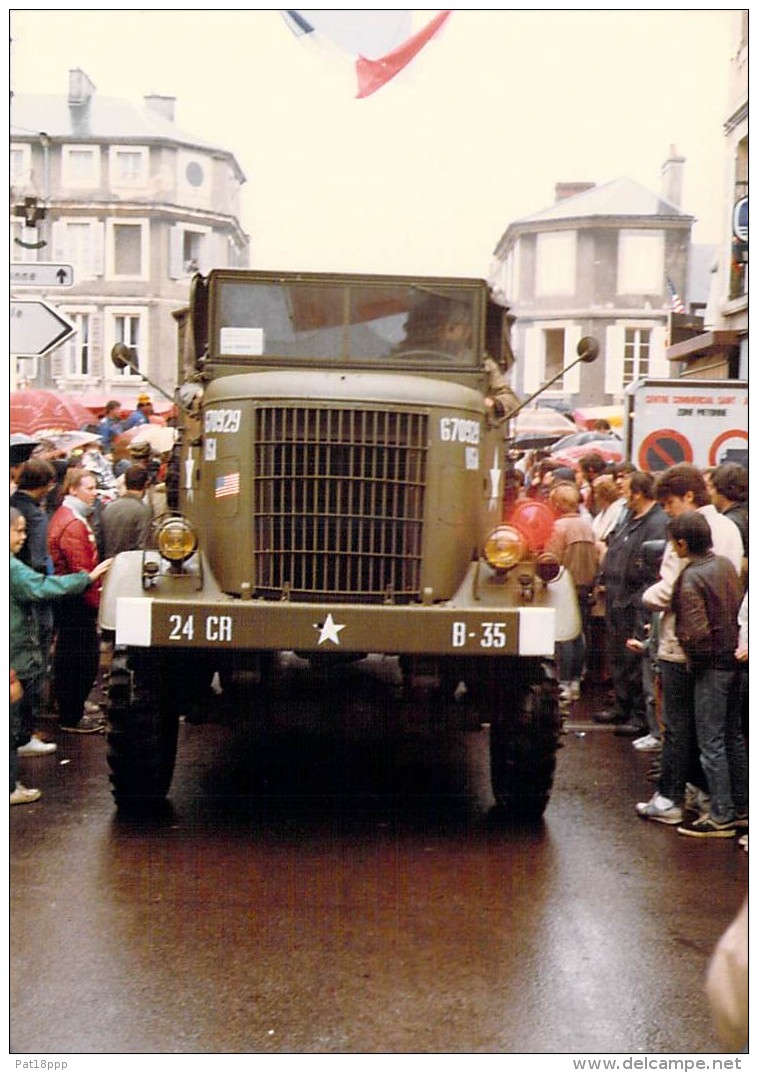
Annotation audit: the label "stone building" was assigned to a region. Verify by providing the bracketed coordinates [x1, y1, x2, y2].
[10, 68, 249, 401]
[666, 11, 748, 380]
[489, 157, 695, 408]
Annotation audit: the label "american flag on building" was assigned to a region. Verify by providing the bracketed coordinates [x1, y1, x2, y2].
[215, 472, 240, 498]
[666, 276, 685, 314]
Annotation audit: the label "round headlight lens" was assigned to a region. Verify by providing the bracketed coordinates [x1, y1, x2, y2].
[535, 552, 561, 584]
[157, 517, 197, 563]
[484, 525, 527, 571]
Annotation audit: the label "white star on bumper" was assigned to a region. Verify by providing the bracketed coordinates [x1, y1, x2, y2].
[315, 613, 346, 646]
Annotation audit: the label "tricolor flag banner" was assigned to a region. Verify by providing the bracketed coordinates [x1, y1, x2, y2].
[281, 10, 451, 98]
[666, 276, 685, 314]
[215, 472, 240, 498]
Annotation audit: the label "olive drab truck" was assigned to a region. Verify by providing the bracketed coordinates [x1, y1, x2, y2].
[100, 270, 595, 816]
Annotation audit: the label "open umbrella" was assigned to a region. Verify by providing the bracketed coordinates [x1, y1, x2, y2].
[10, 390, 93, 435]
[112, 423, 177, 460]
[512, 407, 576, 449]
[550, 440, 624, 468]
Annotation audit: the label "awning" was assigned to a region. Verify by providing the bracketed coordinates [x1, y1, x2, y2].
[666, 330, 741, 363]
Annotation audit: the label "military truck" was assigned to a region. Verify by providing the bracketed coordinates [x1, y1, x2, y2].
[100, 269, 594, 816]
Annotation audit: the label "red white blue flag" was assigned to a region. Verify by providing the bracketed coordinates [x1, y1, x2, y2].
[215, 472, 240, 498]
[666, 276, 685, 314]
[281, 10, 451, 98]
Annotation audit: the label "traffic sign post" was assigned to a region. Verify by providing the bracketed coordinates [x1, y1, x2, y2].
[10, 262, 75, 288]
[10, 299, 76, 357]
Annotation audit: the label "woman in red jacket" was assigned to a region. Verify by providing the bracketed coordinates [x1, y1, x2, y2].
[47, 469, 107, 733]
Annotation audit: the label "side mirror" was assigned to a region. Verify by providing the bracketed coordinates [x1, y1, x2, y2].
[111, 342, 139, 372]
[577, 336, 599, 363]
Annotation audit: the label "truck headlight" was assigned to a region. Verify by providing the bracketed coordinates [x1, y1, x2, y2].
[157, 516, 198, 564]
[484, 524, 527, 571]
[535, 552, 561, 584]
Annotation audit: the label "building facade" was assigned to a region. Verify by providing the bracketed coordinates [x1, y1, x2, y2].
[666, 11, 748, 380]
[489, 164, 694, 408]
[10, 69, 249, 401]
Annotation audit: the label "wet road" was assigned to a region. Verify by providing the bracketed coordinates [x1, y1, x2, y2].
[10, 656, 746, 1055]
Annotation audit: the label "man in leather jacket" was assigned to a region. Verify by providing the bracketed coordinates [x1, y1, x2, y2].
[666, 511, 746, 837]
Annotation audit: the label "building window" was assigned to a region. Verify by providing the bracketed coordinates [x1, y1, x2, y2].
[617, 231, 664, 294]
[169, 223, 210, 277]
[544, 328, 565, 389]
[51, 218, 105, 280]
[61, 145, 101, 188]
[177, 151, 210, 205]
[106, 219, 149, 279]
[729, 138, 748, 301]
[10, 143, 32, 188]
[109, 146, 148, 187]
[623, 327, 651, 385]
[535, 231, 576, 297]
[107, 308, 147, 380]
[60, 312, 92, 379]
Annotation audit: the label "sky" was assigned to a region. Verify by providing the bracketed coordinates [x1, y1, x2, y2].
[9, 8, 737, 280]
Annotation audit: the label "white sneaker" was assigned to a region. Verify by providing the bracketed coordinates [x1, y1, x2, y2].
[17, 737, 57, 757]
[10, 783, 42, 805]
[632, 734, 662, 752]
[636, 793, 683, 825]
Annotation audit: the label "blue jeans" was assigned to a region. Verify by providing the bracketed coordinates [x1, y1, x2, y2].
[658, 660, 697, 806]
[556, 635, 584, 683]
[693, 666, 747, 823]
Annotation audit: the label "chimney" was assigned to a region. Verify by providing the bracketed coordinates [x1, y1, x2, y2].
[555, 181, 595, 202]
[68, 68, 96, 106]
[661, 145, 685, 208]
[144, 94, 176, 122]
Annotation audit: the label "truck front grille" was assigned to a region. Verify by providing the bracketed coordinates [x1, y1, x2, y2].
[253, 407, 428, 602]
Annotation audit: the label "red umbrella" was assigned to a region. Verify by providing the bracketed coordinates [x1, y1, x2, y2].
[10, 390, 94, 435]
[550, 441, 623, 468]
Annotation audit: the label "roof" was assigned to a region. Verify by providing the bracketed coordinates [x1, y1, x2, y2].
[11, 92, 246, 181]
[517, 177, 693, 226]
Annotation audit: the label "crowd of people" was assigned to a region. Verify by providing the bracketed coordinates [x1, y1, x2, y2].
[10, 407, 749, 851]
[9, 395, 171, 805]
[510, 446, 749, 846]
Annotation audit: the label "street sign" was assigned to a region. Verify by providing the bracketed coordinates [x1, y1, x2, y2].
[10, 262, 75, 288]
[10, 299, 76, 357]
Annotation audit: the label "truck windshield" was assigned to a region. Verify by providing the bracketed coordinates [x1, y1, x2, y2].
[212, 278, 480, 368]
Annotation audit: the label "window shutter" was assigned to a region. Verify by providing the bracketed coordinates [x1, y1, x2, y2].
[51, 221, 67, 262]
[604, 326, 624, 396]
[522, 326, 543, 394]
[50, 347, 65, 381]
[562, 326, 582, 394]
[89, 311, 103, 379]
[90, 222, 105, 278]
[169, 225, 184, 278]
[649, 325, 668, 377]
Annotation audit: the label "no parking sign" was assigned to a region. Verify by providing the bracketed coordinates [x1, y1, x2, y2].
[628, 379, 748, 472]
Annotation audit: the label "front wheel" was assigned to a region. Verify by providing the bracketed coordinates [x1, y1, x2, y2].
[488, 663, 561, 820]
[107, 647, 181, 811]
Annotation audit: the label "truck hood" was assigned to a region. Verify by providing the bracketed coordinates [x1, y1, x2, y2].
[205, 369, 485, 412]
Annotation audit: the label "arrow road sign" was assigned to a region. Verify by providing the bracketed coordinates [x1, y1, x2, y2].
[10, 299, 76, 357]
[10, 262, 75, 288]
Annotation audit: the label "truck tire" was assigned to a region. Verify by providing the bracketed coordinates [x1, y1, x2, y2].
[107, 647, 180, 811]
[489, 664, 561, 820]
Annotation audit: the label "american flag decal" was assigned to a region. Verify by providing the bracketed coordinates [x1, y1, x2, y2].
[215, 472, 240, 498]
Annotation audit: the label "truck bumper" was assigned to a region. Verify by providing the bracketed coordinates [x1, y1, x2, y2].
[113, 595, 555, 658]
